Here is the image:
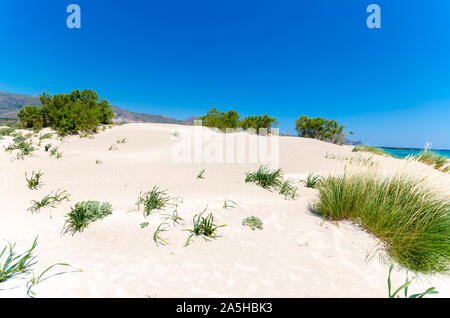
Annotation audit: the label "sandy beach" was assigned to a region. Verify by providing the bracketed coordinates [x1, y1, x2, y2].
[1, 123, 449, 298]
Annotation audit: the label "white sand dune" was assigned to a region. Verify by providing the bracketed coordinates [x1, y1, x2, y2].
[0, 123, 448, 298]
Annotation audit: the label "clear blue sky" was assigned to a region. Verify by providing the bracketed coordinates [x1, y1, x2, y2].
[1, 1, 449, 148]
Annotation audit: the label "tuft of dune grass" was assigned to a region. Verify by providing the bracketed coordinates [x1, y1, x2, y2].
[415, 150, 449, 172]
[314, 170, 450, 274]
[352, 145, 390, 156]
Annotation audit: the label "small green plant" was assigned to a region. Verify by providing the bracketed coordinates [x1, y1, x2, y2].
[28, 190, 70, 214]
[44, 144, 52, 152]
[26, 262, 81, 297]
[161, 208, 184, 225]
[39, 133, 53, 140]
[153, 222, 170, 246]
[197, 168, 205, 179]
[140, 222, 149, 229]
[387, 264, 438, 298]
[242, 216, 263, 230]
[223, 199, 238, 210]
[136, 186, 171, 217]
[171, 130, 180, 138]
[279, 179, 298, 199]
[303, 173, 322, 189]
[26, 171, 44, 190]
[0, 237, 37, 283]
[245, 166, 283, 189]
[62, 201, 113, 235]
[116, 137, 127, 144]
[184, 208, 226, 247]
[96, 159, 103, 164]
[108, 144, 117, 151]
[325, 152, 336, 159]
[0, 127, 15, 136]
[50, 147, 62, 159]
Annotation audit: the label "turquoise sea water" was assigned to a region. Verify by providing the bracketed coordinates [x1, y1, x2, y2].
[380, 148, 450, 159]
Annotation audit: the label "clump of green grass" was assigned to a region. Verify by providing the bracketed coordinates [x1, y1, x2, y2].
[0, 127, 15, 136]
[245, 166, 283, 189]
[325, 152, 336, 159]
[62, 201, 113, 234]
[161, 208, 184, 225]
[242, 216, 263, 230]
[197, 168, 206, 179]
[184, 208, 226, 247]
[28, 190, 70, 214]
[25, 171, 44, 190]
[387, 264, 438, 298]
[95, 159, 103, 164]
[44, 144, 52, 152]
[415, 150, 449, 172]
[245, 166, 298, 199]
[353, 145, 389, 156]
[314, 170, 450, 274]
[279, 179, 298, 199]
[0, 237, 37, 283]
[302, 173, 323, 189]
[116, 137, 127, 144]
[136, 186, 171, 217]
[50, 147, 62, 159]
[39, 133, 53, 140]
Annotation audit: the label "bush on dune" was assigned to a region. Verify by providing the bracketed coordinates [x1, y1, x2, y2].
[295, 115, 352, 145]
[17, 89, 114, 135]
[62, 201, 113, 234]
[200, 107, 278, 134]
[314, 170, 450, 274]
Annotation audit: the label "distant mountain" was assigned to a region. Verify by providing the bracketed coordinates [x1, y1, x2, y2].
[0, 91, 197, 125]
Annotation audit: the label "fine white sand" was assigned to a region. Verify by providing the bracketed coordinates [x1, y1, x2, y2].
[0, 123, 448, 298]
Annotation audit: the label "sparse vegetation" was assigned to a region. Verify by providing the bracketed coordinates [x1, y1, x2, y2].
[279, 179, 298, 199]
[50, 146, 62, 159]
[353, 145, 389, 156]
[387, 264, 438, 298]
[303, 173, 322, 189]
[245, 166, 283, 190]
[197, 168, 205, 179]
[25, 171, 44, 190]
[96, 159, 103, 164]
[223, 199, 238, 210]
[44, 144, 52, 152]
[136, 186, 171, 217]
[0, 237, 37, 283]
[140, 222, 149, 229]
[153, 222, 170, 246]
[28, 190, 70, 214]
[184, 208, 226, 247]
[315, 170, 450, 274]
[415, 150, 449, 172]
[62, 201, 113, 234]
[242, 216, 263, 230]
[39, 133, 53, 140]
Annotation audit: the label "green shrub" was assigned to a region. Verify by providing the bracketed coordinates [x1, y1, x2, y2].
[279, 179, 298, 199]
[242, 216, 263, 230]
[18, 89, 114, 135]
[295, 115, 352, 145]
[314, 171, 450, 274]
[62, 201, 113, 234]
[0, 127, 15, 136]
[200, 107, 278, 134]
